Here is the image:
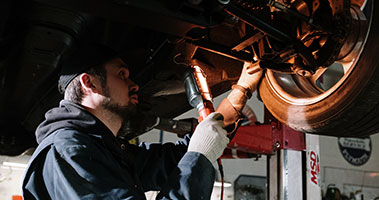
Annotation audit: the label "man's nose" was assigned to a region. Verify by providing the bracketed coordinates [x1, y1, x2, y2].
[130, 80, 139, 92]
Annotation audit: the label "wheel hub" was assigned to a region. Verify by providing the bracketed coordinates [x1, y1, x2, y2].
[264, 0, 372, 105]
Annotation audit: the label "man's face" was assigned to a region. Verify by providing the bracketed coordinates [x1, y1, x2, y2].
[100, 58, 139, 120]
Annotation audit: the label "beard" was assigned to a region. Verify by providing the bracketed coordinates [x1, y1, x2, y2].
[100, 85, 137, 121]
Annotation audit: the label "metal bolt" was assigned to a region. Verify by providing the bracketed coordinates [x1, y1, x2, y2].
[297, 69, 312, 77]
[275, 141, 281, 148]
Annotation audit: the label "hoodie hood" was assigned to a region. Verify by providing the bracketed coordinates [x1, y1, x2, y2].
[36, 100, 113, 144]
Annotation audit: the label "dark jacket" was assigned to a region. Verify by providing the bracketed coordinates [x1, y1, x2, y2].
[22, 100, 215, 199]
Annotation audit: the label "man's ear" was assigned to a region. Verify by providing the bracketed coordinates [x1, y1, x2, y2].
[79, 73, 101, 94]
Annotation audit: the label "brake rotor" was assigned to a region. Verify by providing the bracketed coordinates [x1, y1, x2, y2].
[295, 0, 352, 69]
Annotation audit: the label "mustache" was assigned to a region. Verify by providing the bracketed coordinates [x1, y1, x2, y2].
[129, 91, 138, 96]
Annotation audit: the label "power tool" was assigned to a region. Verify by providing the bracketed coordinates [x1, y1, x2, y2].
[184, 64, 226, 200]
[184, 65, 215, 122]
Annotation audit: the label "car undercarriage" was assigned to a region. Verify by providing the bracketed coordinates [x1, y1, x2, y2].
[0, 0, 376, 155]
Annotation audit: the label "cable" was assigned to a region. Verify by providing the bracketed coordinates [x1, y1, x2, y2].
[217, 158, 224, 200]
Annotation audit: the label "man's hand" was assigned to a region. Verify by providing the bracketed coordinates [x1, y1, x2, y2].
[215, 62, 263, 127]
[236, 62, 263, 93]
[188, 113, 229, 163]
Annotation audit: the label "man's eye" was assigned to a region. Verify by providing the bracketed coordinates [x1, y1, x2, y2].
[119, 67, 130, 78]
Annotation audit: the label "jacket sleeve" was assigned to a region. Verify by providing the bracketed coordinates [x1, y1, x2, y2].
[126, 135, 190, 190]
[156, 151, 216, 200]
[126, 135, 216, 199]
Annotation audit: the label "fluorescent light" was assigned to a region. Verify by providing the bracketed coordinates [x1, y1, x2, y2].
[214, 181, 232, 188]
[2, 162, 28, 168]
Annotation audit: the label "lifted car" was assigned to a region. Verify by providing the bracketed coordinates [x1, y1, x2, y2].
[0, 0, 377, 155]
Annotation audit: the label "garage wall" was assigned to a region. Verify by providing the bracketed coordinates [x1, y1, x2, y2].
[320, 133, 379, 199]
[0, 167, 24, 199]
[0, 154, 30, 200]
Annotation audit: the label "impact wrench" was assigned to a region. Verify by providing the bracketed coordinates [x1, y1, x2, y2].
[184, 65, 226, 200]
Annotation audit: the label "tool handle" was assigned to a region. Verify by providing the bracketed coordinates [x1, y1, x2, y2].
[198, 101, 215, 122]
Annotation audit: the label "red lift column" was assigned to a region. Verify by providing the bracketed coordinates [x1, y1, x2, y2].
[222, 109, 321, 200]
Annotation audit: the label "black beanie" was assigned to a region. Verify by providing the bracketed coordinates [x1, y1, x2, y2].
[58, 43, 117, 94]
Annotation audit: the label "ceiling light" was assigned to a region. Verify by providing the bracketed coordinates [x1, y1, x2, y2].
[2, 162, 28, 168]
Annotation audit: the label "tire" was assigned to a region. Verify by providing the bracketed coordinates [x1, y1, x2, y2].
[259, 0, 379, 137]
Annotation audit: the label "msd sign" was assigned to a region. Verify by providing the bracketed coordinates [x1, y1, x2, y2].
[310, 151, 320, 185]
[306, 134, 322, 200]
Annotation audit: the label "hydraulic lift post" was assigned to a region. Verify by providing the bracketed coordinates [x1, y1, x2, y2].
[223, 109, 322, 200]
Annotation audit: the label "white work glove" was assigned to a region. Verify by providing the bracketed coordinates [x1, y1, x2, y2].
[236, 62, 263, 93]
[188, 112, 229, 163]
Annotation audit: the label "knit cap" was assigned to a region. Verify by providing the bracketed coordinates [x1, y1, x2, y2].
[58, 43, 117, 93]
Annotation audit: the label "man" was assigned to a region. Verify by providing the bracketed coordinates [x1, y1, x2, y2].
[22, 43, 262, 199]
